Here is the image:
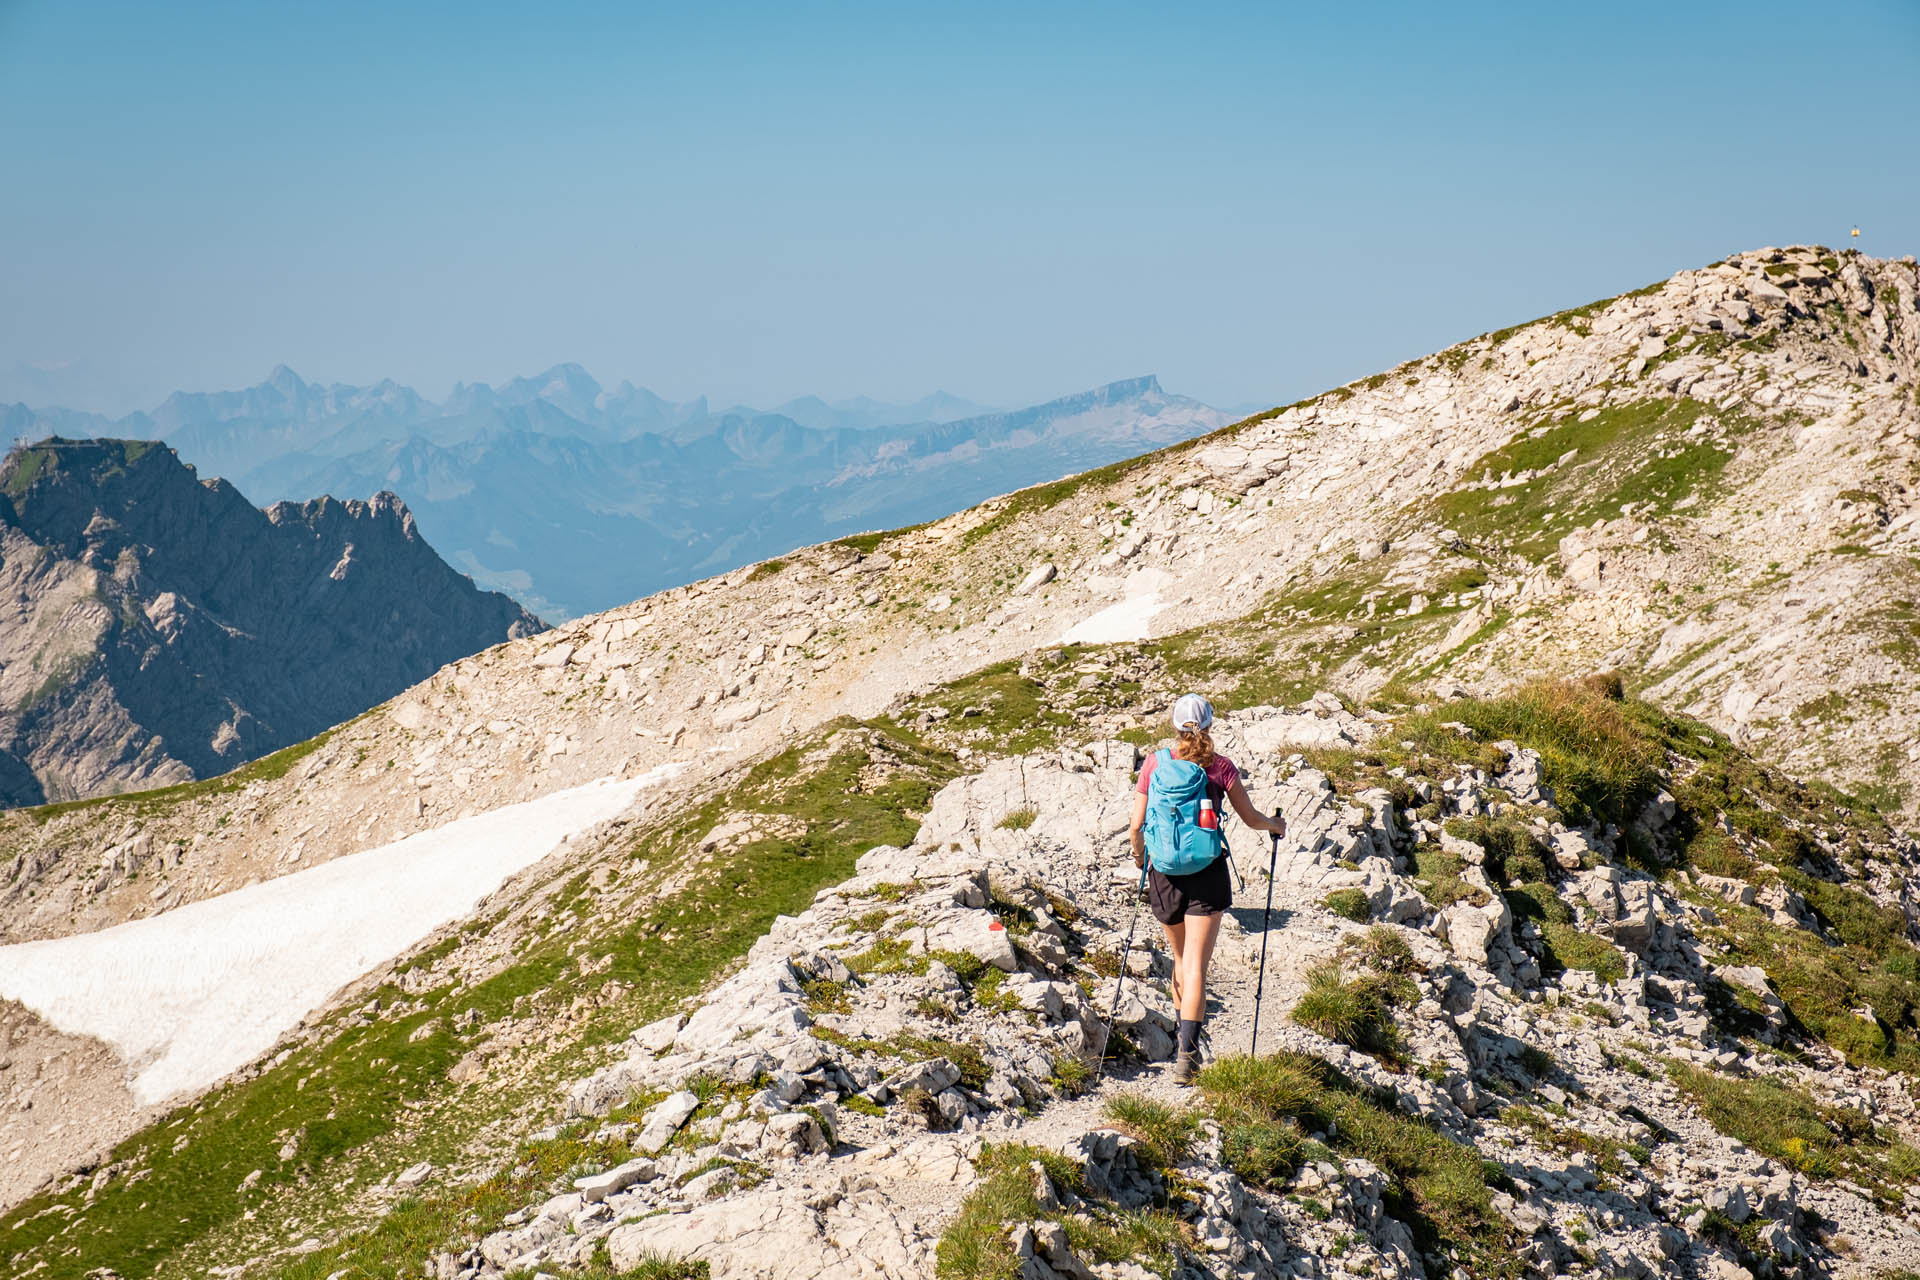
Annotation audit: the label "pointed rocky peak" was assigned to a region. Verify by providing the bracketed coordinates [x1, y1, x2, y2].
[500, 363, 603, 414]
[444, 380, 501, 415]
[264, 364, 309, 396]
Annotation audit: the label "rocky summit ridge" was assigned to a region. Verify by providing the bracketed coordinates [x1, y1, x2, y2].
[0, 437, 543, 806]
[2, 245, 1920, 1280]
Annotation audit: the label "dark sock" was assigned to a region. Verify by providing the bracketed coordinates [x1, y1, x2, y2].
[1178, 1018, 1202, 1057]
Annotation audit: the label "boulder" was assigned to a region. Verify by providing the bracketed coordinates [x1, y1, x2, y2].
[1435, 903, 1500, 966]
[630, 1014, 686, 1055]
[759, 1110, 829, 1158]
[880, 1058, 962, 1098]
[923, 911, 1018, 972]
[637, 1090, 701, 1154]
[573, 1157, 656, 1202]
[674, 963, 810, 1055]
[1016, 564, 1057, 595]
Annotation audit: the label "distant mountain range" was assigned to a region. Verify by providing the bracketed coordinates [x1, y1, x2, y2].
[0, 438, 541, 805]
[2, 369, 1227, 618]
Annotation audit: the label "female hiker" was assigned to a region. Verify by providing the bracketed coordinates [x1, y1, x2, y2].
[1129, 693, 1285, 1083]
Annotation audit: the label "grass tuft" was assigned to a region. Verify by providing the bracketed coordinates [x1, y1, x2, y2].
[1291, 960, 1413, 1063]
[1103, 1093, 1197, 1169]
[1323, 887, 1371, 922]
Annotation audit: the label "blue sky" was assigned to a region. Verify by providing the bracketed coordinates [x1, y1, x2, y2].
[2, 0, 1916, 414]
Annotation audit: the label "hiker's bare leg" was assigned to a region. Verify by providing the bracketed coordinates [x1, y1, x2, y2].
[1161, 920, 1186, 1008]
[1177, 912, 1222, 1023]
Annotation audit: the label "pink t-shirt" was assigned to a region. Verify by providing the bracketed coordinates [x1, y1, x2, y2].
[1135, 749, 1239, 797]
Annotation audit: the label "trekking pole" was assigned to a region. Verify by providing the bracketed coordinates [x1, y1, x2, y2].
[1249, 810, 1282, 1058]
[1098, 861, 1150, 1080]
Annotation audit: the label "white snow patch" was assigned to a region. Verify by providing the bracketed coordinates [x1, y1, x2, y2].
[1061, 594, 1162, 644]
[1059, 568, 1173, 645]
[0, 767, 680, 1105]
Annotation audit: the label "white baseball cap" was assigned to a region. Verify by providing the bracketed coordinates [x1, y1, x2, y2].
[1170, 693, 1214, 732]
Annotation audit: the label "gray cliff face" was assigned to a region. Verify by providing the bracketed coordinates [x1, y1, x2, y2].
[0, 438, 543, 805]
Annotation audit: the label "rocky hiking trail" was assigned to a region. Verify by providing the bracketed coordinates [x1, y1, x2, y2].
[370, 693, 1920, 1280]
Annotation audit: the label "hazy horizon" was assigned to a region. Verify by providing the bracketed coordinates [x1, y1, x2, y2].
[4, 1, 1917, 416]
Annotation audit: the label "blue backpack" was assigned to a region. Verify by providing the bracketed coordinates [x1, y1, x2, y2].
[1143, 749, 1224, 875]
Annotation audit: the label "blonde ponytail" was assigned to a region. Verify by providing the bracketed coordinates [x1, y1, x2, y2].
[1173, 727, 1216, 768]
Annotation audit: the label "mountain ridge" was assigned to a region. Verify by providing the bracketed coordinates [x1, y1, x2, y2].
[3, 372, 1227, 620]
[3, 245, 1920, 1278]
[0, 437, 543, 806]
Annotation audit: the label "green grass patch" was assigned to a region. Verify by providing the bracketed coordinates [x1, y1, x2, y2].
[1504, 883, 1626, 983]
[1665, 1062, 1918, 1190]
[1291, 959, 1414, 1063]
[1427, 399, 1742, 560]
[1413, 843, 1487, 910]
[995, 806, 1037, 831]
[1197, 1053, 1521, 1278]
[1395, 678, 1665, 829]
[1323, 887, 1371, 922]
[934, 1142, 1185, 1280]
[24, 726, 340, 823]
[1500, 1105, 1651, 1184]
[1445, 816, 1551, 886]
[1701, 897, 1920, 1069]
[1104, 1093, 1198, 1169]
[890, 657, 1080, 754]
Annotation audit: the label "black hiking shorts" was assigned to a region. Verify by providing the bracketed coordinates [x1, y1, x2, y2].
[1147, 856, 1232, 926]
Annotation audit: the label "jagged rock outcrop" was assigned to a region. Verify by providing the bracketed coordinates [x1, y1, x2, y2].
[0, 437, 542, 804]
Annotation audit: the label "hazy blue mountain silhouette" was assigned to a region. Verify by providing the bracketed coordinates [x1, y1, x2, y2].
[5, 369, 1225, 618]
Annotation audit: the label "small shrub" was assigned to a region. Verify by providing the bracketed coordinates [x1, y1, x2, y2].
[1051, 1054, 1094, 1097]
[898, 1085, 945, 1129]
[915, 995, 958, 1022]
[1104, 1093, 1197, 1168]
[1324, 888, 1372, 923]
[803, 978, 853, 1014]
[996, 807, 1038, 831]
[1516, 1045, 1555, 1078]
[1342, 926, 1420, 975]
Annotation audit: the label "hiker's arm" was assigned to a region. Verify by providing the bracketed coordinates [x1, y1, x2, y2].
[1228, 778, 1285, 836]
[1128, 792, 1148, 867]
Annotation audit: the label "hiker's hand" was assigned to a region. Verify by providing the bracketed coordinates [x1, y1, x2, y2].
[1132, 847, 1145, 869]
